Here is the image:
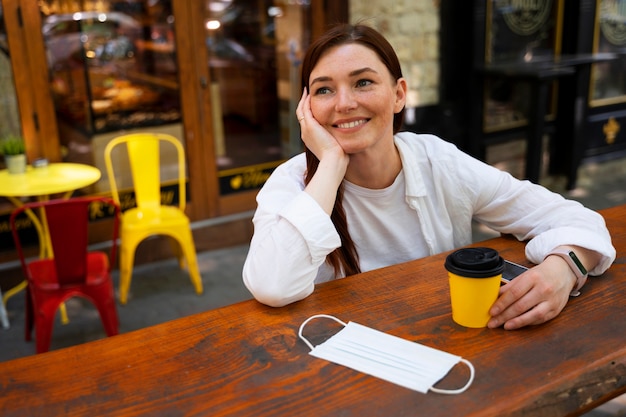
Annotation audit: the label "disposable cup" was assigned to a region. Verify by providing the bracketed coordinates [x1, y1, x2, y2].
[445, 247, 505, 328]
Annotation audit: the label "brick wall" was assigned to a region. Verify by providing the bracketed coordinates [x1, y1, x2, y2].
[350, 0, 440, 108]
[0, 54, 22, 138]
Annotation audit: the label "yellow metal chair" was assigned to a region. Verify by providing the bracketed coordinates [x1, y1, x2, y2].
[104, 133, 203, 304]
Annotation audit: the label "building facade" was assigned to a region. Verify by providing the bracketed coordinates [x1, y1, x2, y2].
[1, 1, 624, 264]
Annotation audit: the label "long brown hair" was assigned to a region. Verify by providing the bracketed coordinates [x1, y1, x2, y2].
[300, 23, 405, 277]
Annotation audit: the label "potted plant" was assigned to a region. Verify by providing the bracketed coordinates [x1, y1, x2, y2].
[0, 134, 27, 174]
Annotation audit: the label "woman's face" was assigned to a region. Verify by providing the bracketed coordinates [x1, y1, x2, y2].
[308, 43, 406, 155]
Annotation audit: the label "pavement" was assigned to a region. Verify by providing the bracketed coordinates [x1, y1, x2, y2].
[0, 144, 625, 416]
[0, 243, 253, 358]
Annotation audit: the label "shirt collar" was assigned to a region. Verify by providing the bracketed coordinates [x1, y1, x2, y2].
[394, 133, 427, 198]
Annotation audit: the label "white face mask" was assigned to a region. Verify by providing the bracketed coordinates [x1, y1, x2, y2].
[298, 314, 474, 394]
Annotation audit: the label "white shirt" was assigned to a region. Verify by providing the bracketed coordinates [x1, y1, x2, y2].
[243, 132, 616, 307]
[343, 172, 428, 272]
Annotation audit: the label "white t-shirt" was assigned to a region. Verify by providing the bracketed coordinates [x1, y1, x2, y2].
[343, 172, 428, 272]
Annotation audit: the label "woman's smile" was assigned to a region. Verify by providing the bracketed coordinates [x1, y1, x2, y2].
[333, 118, 369, 129]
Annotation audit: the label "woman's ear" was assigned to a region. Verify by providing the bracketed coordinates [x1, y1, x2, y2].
[394, 78, 408, 113]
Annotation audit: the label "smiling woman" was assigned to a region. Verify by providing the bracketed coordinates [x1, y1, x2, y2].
[242, 23, 615, 331]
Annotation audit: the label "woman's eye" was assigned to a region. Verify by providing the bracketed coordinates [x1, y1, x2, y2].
[356, 79, 373, 88]
[315, 87, 332, 95]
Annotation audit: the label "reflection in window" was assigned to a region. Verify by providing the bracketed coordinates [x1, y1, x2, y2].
[206, 1, 310, 195]
[483, 0, 561, 132]
[591, 0, 626, 106]
[42, 1, 181, 136]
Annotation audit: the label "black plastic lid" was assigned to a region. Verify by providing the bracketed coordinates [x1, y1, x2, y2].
[444, 247, 505, 278]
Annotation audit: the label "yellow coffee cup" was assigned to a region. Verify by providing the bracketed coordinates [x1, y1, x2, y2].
[445, 247, 505, 328]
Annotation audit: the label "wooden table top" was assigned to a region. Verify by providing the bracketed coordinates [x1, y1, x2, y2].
[1, 205, 625, 417]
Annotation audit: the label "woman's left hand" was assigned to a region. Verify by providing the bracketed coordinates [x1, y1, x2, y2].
[487, 255, 577, 330]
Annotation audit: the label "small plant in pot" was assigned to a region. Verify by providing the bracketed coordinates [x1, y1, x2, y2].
[0, 135, 27, 174]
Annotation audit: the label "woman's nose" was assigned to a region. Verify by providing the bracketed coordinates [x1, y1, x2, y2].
[335, 88, 357, 113]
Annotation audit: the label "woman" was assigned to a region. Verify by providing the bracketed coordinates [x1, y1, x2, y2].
[242, 23, 615, 330]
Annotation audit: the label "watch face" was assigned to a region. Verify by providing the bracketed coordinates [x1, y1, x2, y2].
[568, 251, 588, 276]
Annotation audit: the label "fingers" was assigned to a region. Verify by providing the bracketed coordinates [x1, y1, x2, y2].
[294, 88, 346, 163]
[497, 295, 563, 330]
[489, 271, 533, 317]
[296, 88, 308, 123]
[487, 264, 571, 330]
[487, 279, 534, 329]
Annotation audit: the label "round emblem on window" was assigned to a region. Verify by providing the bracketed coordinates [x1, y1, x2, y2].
[599, 2, 626, 46]
[499, 0, 553, 36]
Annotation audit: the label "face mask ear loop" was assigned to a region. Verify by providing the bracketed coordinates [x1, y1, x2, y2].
[429, 358, 475, 395]
[298, 314, 348, 351]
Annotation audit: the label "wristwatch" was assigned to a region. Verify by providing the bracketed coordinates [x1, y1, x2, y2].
[546, 249, 588, 297]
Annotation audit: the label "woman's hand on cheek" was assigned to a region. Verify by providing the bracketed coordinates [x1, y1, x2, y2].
[296, 88, 347, 163]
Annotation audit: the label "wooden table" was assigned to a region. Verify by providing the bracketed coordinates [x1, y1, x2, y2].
[1, 205, 625, 417]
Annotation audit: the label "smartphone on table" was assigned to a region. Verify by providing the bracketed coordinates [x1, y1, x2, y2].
[501, 259, 581, 297]
[501, 260, 529, 284]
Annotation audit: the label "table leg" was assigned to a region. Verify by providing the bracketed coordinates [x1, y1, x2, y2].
[0, 288, 11, 329]
[2, 280, 27, 307]
[6, 196, 49, 259]
[59, 303, 69, 325]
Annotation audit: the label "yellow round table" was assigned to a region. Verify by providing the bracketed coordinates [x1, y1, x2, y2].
[0, 163, 102, 317]
[0, 162, 101, 198]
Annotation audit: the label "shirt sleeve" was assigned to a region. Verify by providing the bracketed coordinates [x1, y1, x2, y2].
[452, 147, 616, 275]
[242, 157, 341, 307]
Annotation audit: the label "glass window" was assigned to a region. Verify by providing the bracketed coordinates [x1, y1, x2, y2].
[590, 0, 626, 106]
[205, 0, 310, 195]
[42, 2, 180, 136]
[39, 1, 184, 195]
[483, 0, 562, 132]
[486, 0, 558, 64]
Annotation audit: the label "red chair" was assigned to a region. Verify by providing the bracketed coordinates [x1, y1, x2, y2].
[10, 196, 121, 353]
